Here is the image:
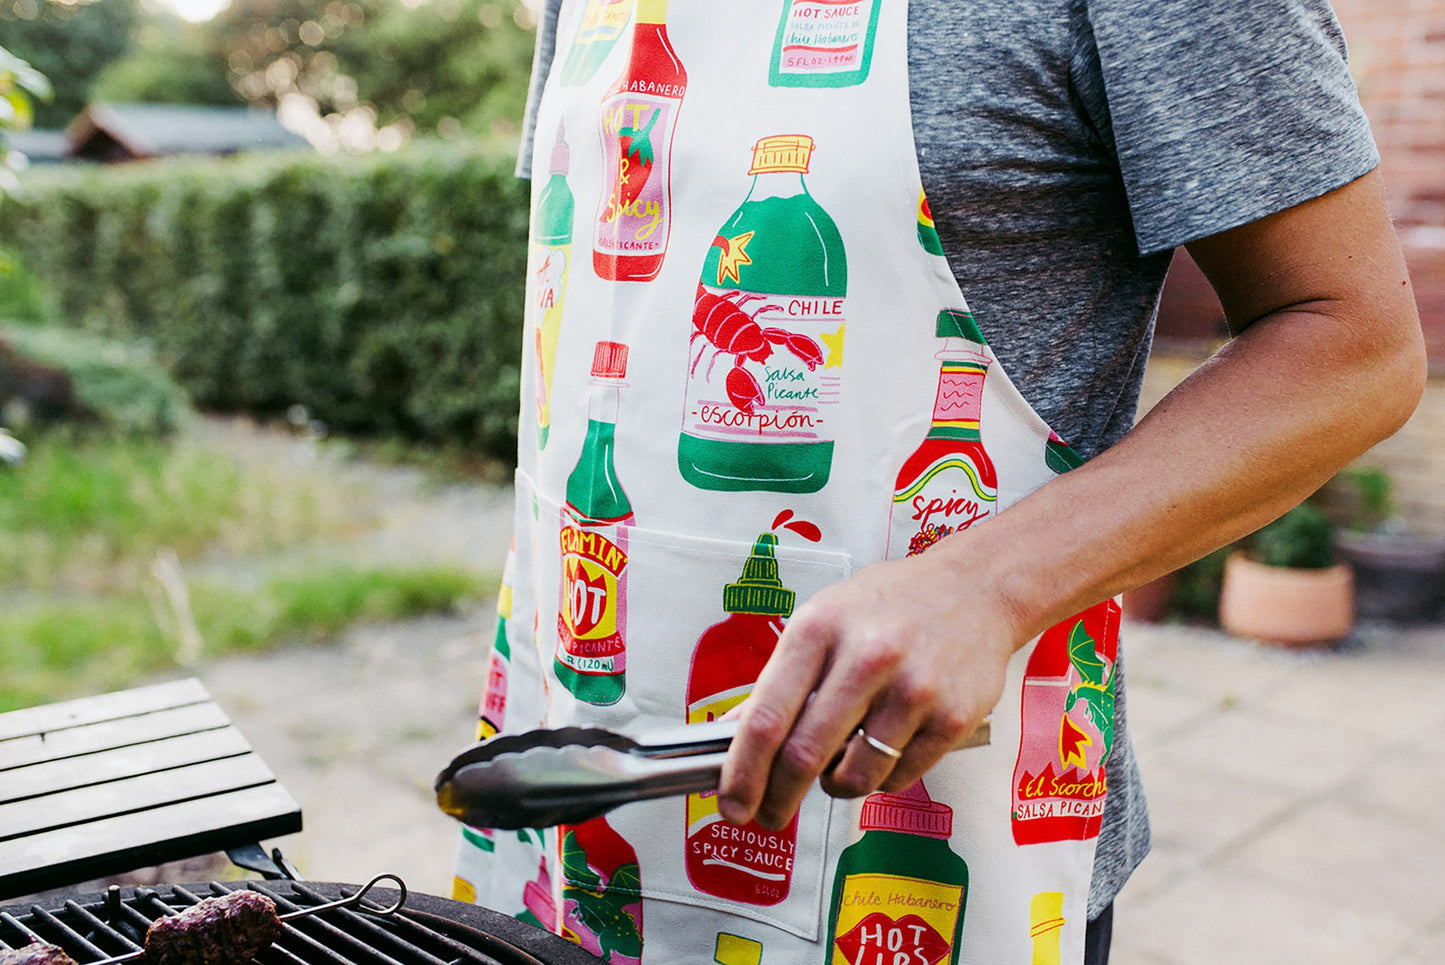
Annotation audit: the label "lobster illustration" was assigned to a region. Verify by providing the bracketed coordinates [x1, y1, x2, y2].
[691, 277, 824, 415]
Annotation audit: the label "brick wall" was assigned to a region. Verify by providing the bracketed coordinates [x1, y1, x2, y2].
[1139, 354, 1445, 537]
[1333, 0, 1445, 366]
[1143, 5, 1445, 537]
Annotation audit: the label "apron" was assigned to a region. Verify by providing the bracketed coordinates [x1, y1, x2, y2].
[455, 2, 1124, 962]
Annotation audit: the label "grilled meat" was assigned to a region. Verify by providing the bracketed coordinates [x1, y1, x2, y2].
[0, 942, 78, 965]
[144, 890, 284, 965]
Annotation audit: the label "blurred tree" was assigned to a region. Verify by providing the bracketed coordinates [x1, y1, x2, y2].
[0, 0, 138, 129]
[206, 0, 536, 150]
[2, 0, 535, 151]
[90, 17, 241, 108]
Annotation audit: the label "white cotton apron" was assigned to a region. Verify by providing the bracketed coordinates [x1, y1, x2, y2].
[454, 2, 1124, 962]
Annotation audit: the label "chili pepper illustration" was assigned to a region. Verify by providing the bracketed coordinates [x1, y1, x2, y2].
[601, 107, 660, 223]
[690, 281, 823, 415]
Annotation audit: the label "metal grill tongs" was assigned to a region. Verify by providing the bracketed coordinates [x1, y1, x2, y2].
[434, 717, 990, 830]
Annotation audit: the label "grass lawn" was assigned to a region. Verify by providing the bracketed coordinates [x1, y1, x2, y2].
[0, 428, 494, 713]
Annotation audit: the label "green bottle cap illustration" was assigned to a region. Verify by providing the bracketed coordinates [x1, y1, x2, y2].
[859, 780, 953, 839]
[937, 308, 985, 344]
[722, 532, 796, 616]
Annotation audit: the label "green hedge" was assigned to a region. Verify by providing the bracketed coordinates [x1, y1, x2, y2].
[0, 143, 530, 458]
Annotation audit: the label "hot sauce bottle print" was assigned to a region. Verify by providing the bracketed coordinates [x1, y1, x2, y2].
[594, 0, 686, 282]
[679, 134, 847, 493]
[478, 544, 517, 739]
[532, 124, 575, 451]
[769, 0, 884, 88]
[556, 341, 633, 706]
[886, 309, 999, 560]
[559, 816, 643, 964]
[917, 188, 944, 256]
[1012, 598, 1121, 845]
[685, 510, 822, 905]
[559, 0, 635, 87]
[825, 780, 968, 965]
[1045, 429, 1084, 475]
[1029, 892, 1066, 965]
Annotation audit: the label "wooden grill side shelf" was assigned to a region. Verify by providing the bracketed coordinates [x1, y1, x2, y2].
[0, 678, 302, 900]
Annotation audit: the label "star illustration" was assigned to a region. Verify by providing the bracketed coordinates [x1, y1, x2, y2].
[821, 322, 845, 369]
[714, 231, 755, 286]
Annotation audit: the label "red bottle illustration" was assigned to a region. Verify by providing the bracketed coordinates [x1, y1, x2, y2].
[886, 309, 999, 559]
[1011, 598, 1121, 845]
[559, 816, 643, 964]
[593, 0, 686, 282]
[556, 342, 634, 706]
[684, 511, 821, 905]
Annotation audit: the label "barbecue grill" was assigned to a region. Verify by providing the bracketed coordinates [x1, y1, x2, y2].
[0, 879, 606, 965]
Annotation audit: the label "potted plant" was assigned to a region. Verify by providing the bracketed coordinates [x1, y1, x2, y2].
[1324, 466, 1445, 623]
[1217, 502, 1355, 646]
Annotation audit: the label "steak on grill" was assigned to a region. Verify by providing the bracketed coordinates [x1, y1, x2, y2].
[0, 942, 78, 965]
[144, 890, 284, 965]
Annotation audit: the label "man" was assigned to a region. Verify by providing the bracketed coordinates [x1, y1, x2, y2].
[459, 2, 1425, 961]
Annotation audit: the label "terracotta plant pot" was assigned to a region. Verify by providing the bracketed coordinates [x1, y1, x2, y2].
[1217, 552, 1355, 647]
[1122, 570, 1179, 623]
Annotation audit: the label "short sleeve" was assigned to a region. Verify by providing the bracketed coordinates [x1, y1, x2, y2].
[1085, 0, 1380, 254]
[515, 0, 565, 180]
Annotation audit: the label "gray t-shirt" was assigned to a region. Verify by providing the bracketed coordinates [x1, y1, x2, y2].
[517, 0, 1378, 919]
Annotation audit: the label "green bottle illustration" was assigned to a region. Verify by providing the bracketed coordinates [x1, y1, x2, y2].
[556, 341, 633, 706]
[680, 134, 847, 493]
[825, 780, 968, 965]
[559, 0, 636, 88]
[532, 123, 575, 451]
[1045, 430, 1084, 475]
[769, 0, 883, 89]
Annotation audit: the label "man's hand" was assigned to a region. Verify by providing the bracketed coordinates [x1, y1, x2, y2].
[717, 538, 1020, 830]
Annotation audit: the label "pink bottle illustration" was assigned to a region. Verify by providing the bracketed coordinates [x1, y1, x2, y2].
[1012, 598, 1120, 845]
[593, 0, 686, 282]
[886, 309, 998, 559]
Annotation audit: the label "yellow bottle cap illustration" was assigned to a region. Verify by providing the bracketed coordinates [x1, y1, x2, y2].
[749, 135, 815, 175]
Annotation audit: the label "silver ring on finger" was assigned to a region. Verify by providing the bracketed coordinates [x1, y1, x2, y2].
[855, 727, 904, 761]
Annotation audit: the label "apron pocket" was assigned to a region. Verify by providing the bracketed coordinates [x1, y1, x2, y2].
[520, 470, 852, 941]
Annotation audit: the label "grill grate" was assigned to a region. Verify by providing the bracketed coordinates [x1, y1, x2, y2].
[0, 882, 603, 965]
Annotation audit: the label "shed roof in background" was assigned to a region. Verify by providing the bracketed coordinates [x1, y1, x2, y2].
[66, 103, 309, 161]
[4, 129, 70, 165]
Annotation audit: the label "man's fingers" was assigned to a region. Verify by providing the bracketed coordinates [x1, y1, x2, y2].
[716, 620, 829, 825]
[750, 619, 912, 825]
